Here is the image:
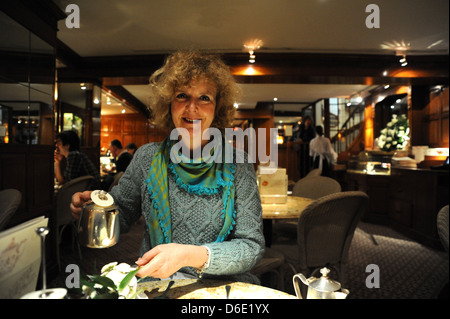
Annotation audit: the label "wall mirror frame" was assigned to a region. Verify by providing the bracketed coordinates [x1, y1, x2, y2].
[0, 2, 65, 233]
[0, 10, 57, 146]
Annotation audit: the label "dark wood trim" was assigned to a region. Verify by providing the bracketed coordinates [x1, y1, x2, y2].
[55, 51, 449, 86]
[104, 85, 151, 118]
[0, 0, 65, 47]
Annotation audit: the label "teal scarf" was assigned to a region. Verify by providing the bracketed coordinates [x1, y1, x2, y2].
[145, 137, 236, 247]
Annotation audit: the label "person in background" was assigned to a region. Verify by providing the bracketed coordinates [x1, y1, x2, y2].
[126, 142, 138, 156]
[102, 139, 133, 190]
[70, 50, 264, 284]
[292, 115, 316, 144]
[309, 125, 338, 177]
[54, 130, 101, 189]
[290, 116, 316, 177]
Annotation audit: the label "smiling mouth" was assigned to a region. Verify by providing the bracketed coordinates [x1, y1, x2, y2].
[182, 117, 201, 124]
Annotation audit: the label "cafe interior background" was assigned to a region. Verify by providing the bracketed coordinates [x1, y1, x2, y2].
[0, 0, 448, 298]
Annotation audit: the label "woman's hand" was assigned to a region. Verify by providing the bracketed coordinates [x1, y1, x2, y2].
[135, 243, 208, 279]
[54, 150, 64, 164]
[70, 191, 93, 220]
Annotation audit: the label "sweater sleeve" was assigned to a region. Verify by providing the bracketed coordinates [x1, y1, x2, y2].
[110, 144, 156, 233]
[203, 158, 265, 276]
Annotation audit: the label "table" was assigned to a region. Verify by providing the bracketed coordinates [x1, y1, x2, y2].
[262, 196, 315, 219]
[261, 196, 315, 246]
[138, 278, 296, 299]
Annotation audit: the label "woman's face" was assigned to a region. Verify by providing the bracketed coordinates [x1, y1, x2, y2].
[171, 77, 217, 150]
[55, 139, 70, 157]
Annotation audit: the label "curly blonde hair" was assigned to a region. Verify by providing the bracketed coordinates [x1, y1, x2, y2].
[148, 50, 241, 133]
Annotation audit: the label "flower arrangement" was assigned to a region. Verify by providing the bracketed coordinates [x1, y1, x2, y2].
[377, 114, 410, 152]
[78, 262, 144, 299]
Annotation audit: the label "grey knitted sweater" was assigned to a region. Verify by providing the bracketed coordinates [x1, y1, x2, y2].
[110, 142, 265, 283]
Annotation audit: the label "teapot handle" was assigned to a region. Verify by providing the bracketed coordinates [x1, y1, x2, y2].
[292, 274, 309, 299]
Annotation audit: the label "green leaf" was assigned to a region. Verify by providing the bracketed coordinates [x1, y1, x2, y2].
[93, 291, 119, 299]
[87, 274, 117, 290]
[118, 267, 140, 291]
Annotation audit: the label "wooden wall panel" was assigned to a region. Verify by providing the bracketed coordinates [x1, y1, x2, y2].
[100, 114, 166, 153]
[0, 145, 54, 227]
[424, 87, 449, 148]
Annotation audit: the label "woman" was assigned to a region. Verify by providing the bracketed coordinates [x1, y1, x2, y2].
[71, 50, 265, 283]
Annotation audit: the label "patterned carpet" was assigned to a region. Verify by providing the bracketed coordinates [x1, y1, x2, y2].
[346, 222, 449, 299]
[49, 219, 449, 299]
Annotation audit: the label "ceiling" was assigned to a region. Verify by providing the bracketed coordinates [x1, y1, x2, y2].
[53, 0, 449, 117]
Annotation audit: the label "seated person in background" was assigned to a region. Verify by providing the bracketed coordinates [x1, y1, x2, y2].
[125, 142, 138, 156]
[54, 130, 101, 189]
[309, 125, 338, 177]
[102, 139, 133, 190]
[70, 50, 264, 284]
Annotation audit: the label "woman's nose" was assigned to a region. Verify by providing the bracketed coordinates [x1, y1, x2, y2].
[186, 98, 198, 111]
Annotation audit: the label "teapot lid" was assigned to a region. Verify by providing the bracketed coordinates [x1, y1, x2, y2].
[309, 267, 341, 292]
[91, 190, 115, 207]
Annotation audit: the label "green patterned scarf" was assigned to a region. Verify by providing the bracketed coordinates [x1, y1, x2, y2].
[145, 137, 236, 247]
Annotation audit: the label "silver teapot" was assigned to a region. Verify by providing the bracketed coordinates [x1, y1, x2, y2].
[77, 190, 120, 248]
[293, 267, 349, 299]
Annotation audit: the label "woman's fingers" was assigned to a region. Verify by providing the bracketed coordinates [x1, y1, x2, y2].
[70, 190, 92, 219]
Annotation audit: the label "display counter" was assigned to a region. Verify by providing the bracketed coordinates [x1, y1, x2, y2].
[346, 166, 449, 248]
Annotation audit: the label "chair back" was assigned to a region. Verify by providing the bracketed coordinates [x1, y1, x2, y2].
[0, 189, 22, 231]
[304, 168, 322, 178]
[296, 191, 368, 283]
[292, 176, 341, 199]
[437, 205, 449, 253]
[0, 216, 48, 298]
[108, 171, 124, 191]
[55, 176, 94, 227]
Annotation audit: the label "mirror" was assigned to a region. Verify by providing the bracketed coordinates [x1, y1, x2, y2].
[0, 10, 55, 145]
[55, 82, 102, 147]
[374, 93, 408, 138]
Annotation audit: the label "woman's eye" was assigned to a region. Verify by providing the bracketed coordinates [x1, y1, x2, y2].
[199, 95, 211, 102]
[176, 93, 188, 99]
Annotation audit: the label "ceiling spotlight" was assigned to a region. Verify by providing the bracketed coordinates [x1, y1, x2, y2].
[273, 97, 278, 101]
[244, 39, 263, 64]
[80, 83, 86, 90]
[121, 108, 126, 114]
[233, 102, 239, 108]
[398, 54, 408, 66]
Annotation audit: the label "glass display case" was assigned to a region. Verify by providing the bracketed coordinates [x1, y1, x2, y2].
[347, 151, 393, 175]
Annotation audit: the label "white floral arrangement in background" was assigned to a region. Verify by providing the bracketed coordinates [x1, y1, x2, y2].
[80, 262, 144, 299]
[377, 114, 410, 152]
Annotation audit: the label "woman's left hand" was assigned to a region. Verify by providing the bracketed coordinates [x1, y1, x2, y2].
[135, 243, 208, 279]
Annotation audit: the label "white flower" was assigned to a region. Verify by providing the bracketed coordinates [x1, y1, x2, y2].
[101, 262, 138, 299]
[387, 122, 392, 127]
[101, 262, 118, 274]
